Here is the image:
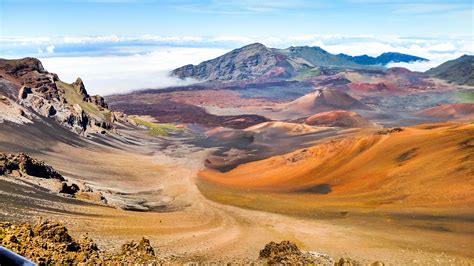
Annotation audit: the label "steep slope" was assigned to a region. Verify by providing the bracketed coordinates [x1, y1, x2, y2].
[171, 43, 295, 81]
[199, 122, 474, 212]
[0, 57, 118, 134]
[172, 44, 425, 82]
[275, 46, 362, 69]
[339, 52, 427, 65]
[426, 55, 474, 86]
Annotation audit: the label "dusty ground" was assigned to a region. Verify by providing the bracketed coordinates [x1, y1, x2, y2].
[0, 120, 473, 264]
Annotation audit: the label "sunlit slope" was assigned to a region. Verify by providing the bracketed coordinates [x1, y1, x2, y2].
[199, 122, 474, 211]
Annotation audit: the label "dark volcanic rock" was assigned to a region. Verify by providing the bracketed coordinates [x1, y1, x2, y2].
[18, 86, 32, 99]
[0, 152, 64, 180]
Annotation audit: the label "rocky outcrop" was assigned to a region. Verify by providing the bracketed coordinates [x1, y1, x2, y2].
[72, 77, 89, 101]
[0, 152, 106, 203]
[0, 58, 115, 135]
[259, 241, 384, 265]
[0, 153, 64, 180]
[0, 221, 162, 264]
[259, 241, 333, 265]
[90, 95, 108, 109]
[0, 221, 101, 264]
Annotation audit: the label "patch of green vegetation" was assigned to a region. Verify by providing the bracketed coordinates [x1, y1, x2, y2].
[129, 116, 186, 137]
[456, 89, 474, 103]
[292, 67, 321, 81]
[56, 81, 111, 121]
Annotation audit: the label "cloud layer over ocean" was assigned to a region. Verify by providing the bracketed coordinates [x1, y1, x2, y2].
[1, 34, 472, 95]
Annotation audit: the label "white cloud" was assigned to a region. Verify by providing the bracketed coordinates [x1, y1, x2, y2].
[39, 47, 228, 95]
[3, 34, 471, 95]
[46, 45, 55, 53]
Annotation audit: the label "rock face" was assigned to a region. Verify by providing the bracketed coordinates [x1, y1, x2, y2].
[0, 152, 64, 180]
[426, 54, 474, 86]
[90, 95, 108, 109]
[0, 221, 101, 264]
[72, 77, 89, 101]
[171, 43, 427, 82]
[0, 221, 162, 264]
[0, 58, 114, 134]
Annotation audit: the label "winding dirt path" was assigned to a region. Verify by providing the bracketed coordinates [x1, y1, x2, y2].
[1, 127, 473, 264]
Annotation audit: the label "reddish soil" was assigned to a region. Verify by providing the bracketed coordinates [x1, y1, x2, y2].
[417, 103, 474, 120]
[305, 110, 371, 128]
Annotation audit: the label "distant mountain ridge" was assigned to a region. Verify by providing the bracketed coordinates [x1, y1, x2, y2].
[426, 55, 474, 86]
[338, 52, 427, 65]
[171, 43, 428, 82]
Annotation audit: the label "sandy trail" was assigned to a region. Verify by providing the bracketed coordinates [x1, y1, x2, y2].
[0, 125, 473, 264]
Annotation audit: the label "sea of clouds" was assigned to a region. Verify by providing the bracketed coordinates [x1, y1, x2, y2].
[1, 34, 472, 95]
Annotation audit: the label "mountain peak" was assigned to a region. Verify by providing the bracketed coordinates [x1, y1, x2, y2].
[242, 42, 267, 49]
[426, 54, 473, 86]
[171, 43, 427, 82]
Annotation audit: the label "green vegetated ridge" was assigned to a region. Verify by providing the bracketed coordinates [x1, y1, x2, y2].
[56, 80, 111, 121]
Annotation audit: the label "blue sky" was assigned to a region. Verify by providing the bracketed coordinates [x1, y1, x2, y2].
[1, 0, 472, 37]
[0, 0, 472, 95]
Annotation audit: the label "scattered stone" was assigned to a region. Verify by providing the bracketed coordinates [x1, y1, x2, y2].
[377, 127, 403, 135]
[335, 257, 361, 266]
[45, 104, 56, 117]
[59, 182, 80, 195]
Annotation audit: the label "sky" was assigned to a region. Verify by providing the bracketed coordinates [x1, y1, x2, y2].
[0, 0, 473, 95]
